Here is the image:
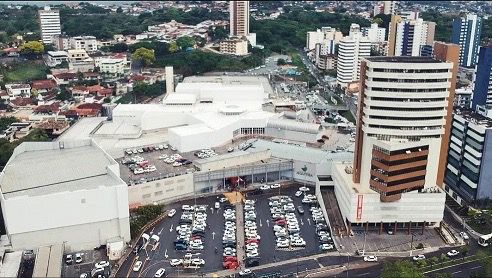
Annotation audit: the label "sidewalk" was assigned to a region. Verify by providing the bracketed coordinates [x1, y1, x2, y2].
[209, 252, 340, 277]
[235, 202, 245, 268]
[445, 205, 483, 238]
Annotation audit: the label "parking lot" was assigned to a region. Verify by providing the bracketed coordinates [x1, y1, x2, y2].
[116, 183, 335, 277]
[62, 249, 108, 278]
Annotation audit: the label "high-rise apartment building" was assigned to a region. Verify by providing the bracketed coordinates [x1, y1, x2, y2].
[373, 1, 398, 16]
[387, 15, 435, 56]
[444, 109, 492, 206]
[471, 46, 492, 109]
[229, 1, 249, 37]
[336, 24, 371, 87]
[38, 6, 61, 44]
[361, 23, 386, 43]
[332, 43, 458, 229]
[452, 14, 482, 68]
[306, 27, 343, 51]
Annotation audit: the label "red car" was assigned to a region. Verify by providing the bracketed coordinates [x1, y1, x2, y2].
[223, 256, 237, 263]
[246, 238, 259, 244]
[223, 261, 239, 269]
[275, 219, 287, 225]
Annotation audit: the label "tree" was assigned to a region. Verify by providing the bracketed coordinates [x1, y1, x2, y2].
[176, 36, 195, 50]
[459, 245, 470, 259]
[381, 260, 424, 278]
[168, 41, 179, 53]
[432, 273, 452, 278]
[56, 86, 72, 101]
[277, 58, 287, 66]
[111, 43, 129, 53]
[19, 41, 44, 55]
[116, 7, 123, 13]
[132, 47, 155, 66]
[372, 17, 383, 25]
[0, 116, 17, 132]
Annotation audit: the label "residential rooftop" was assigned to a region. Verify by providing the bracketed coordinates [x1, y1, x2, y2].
[454, 108, 492, 128]
[365, 56, 438, 63]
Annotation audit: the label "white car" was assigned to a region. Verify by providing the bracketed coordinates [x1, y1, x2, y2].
[154, 268, 166, 278]
[412, 255, 426, 261]
[459, 232, 469, 240]
[246, 250, 259, 258]
[363, 256, 377, 262]
[447, 250, 460, 257]
[133, 260, 143, 272]
[168, 209, 176, 217]
[239, 269, 252, 276]
[260, 184, 271, 190]
[191, 258, 205, 266]
[320, 244, 334, 251]
[133, 168, 144, 175]
[295, 191, 303, 197]
[277, 241, 289, 248]
[182, 205, 194, 211]
[220, 197, 228, 203]
[170, 259, 183, 266]
[95, 261, 109, 269]
[299, 186, 310, 192]
[271, 183, 281, 189]
[215, 202, 220, 209]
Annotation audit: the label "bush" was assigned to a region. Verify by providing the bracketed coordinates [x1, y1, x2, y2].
[416, 243, 424, 249]
[130, 204, 165, 239]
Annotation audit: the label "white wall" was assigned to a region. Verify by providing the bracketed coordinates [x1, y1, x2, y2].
[127, 173, 194, 206]
[333, 164, 446, 224]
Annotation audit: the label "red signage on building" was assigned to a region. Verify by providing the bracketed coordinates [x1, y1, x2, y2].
[356, 195, 363, 220]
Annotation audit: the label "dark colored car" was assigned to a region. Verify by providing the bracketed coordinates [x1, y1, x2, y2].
[175, 244, 187, 250]
[245, 258, 260, 267]
[297, 206, 304, 214]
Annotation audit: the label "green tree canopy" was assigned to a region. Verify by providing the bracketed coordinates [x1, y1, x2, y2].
[176, 36, 196, 50]
[20, 41, 44, 54]
[381, 260, 424, 278]
[132, 47, 155, 66]
[168, 41, 179, 53]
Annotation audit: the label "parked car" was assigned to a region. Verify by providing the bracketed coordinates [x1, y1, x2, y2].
[170, 259, 183, 266]
[75, 253, 83, 264]
[65, 254, 73, 265]
[95, 261, 109, 269]
[459, 232, 469, 240]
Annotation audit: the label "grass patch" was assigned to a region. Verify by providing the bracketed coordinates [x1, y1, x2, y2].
[1, 61, 48, 83]
[341, 110, 356, 123]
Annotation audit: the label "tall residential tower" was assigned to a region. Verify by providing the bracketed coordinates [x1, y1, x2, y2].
[452, 14, 482, 68]
[38, 6, 61, 44]
[229, 1, 249, 37]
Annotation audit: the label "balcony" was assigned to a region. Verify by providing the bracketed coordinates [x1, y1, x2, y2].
[370, 169, 426, 182]
[370, 178, 425, 193]
[372, 148, 429, 162]
[371, 159, 428, 172]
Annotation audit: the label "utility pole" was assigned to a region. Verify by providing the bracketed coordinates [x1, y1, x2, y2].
[346, 254, 350, 278]
[362, 230, 367, 256]
[410, 233, 415, 257]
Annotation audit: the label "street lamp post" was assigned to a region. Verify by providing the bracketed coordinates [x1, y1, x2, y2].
[346, 254, 350, 278]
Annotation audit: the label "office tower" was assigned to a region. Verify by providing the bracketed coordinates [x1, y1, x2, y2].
[38, 6, 61, 44]
[336, 24, 371, 87]
[229, 1, 249, 37]
[444, 109, 492, 206]
[471, 46, 492, 109]
[452, 14, 482, 68]
[332, 44, 458, 228]
[353, 44, 458, 198]
[420, 44, 433, 57]
[387, 15, 435, 56]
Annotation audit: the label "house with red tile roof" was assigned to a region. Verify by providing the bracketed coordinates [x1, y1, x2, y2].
[31, 80, 58, 94]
